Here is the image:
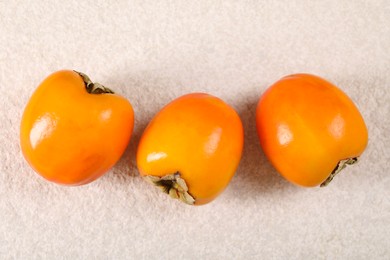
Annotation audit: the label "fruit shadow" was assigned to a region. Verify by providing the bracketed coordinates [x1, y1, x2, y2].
[225, 92, 296, 200]
[107, 72, 183, 181]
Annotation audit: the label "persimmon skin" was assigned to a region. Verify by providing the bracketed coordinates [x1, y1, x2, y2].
[136, 93, 244, 205]
[20, 70, 134, 185]
[256, 74, 368, 187]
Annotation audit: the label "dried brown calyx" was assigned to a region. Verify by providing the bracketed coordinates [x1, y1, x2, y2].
[74, 71, 114, 94]
[144, 172, 196, 205]
[320, 157, 358, 187]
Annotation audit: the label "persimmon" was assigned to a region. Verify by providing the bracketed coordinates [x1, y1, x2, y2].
[256, 74, 368, 187]
[136, 93, 244, 205]
[20, 70, 134, 185]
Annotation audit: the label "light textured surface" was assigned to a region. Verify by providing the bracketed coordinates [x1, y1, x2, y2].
[1, 1, 389, 259]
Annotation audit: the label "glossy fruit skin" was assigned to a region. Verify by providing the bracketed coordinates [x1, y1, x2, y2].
[256, 74, 368, 187]
[137, 93, 244, 205]
[20, 70, 134, 185]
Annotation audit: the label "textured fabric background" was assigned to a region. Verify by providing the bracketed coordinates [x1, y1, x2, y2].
[1, 1, 389, 259]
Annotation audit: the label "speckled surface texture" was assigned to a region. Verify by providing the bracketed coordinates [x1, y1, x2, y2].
[1, 1, 389, 259]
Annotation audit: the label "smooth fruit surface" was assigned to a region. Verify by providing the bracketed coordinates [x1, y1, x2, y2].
[137, 93, 244, 205]
[256, 74, 368, 187]
[20, 70, 134, 185]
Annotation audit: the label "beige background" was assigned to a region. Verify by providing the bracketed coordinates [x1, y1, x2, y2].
[1, 1, 389, 259]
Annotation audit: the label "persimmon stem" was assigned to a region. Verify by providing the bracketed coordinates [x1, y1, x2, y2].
[144, 172, 196, 205]
[74, 71, 114, 94]
[320, 157, 358, 187]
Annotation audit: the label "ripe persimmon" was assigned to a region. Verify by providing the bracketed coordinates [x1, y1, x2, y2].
[256, 74, 368, 187]
[137, 93, 244, 205]
[20, 70, 134, 185]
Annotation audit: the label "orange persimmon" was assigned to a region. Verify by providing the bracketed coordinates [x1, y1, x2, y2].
[20, 70, 134, 185]
[136, 93, 244, 205]
[256, 74, 368, 187]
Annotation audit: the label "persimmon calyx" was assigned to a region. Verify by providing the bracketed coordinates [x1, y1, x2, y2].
[74, 71, 114, 94]
[320, 157, 358, 187]
[144, 172, 196, 205]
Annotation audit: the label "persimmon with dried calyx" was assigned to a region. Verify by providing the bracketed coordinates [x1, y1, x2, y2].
[256, 73, 368, 187]
[136, 93, 244, 205]
[20, 70, 134, 185]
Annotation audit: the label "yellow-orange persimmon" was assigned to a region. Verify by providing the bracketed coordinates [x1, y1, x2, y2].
[256, 74, 368, 187]
[137, 93, 244, 205]
[20, 70, 134, 185]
